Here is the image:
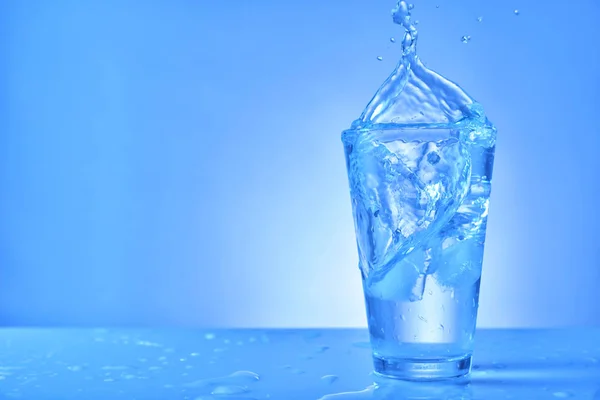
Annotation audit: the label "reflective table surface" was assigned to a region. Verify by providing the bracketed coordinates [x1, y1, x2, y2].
[0, 329, 598, 399]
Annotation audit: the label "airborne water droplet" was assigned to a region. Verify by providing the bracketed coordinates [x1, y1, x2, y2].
[477, 16, 483, 22]
[377, 56, 383, 61]
[461, 35, 471, 44]
[408, 3, 414, 10]
[514, 9, 520, 15]
[204, 333, 216, 340]
[390, 37, 396, 43]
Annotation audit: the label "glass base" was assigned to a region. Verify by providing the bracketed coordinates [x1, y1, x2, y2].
[373, 354, 472, 381]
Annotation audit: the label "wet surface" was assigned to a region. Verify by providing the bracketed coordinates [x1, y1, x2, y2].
[0, 329, 598, 399]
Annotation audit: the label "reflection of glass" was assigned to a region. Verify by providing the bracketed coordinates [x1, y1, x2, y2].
[341, 1, 496, 380]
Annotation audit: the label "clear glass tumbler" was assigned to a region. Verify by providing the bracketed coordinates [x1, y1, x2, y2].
[342, 124, 495, 380]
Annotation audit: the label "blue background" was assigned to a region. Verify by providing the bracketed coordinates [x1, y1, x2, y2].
[1, 0, 598, 328]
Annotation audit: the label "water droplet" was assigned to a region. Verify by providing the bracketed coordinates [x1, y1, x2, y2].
[390, 37, 396, 43]
[418, 315, 428, 323]
[229, 371, 260, 382]
[318, 385, 377, 400]
[553, 392, 574, 398]
[136, 340, 161, 347]
[211, 385, 249, 395]
[373, 210, 380, 217]
[190, 352, 200, 357]
[291, 368, 305, 375]
[461, 35, 471, 44]
[204, 333, 216, 340]
[67, 366, 82, 372]
[414, 20, 419, 25]
[400, 314, 406, 321]
[436, 4, 440, 8]
[316, 346, 330, 354]
[377, 56, 383, 61]
[303, 331, 322, 340]
[101, 366, 129, 371]
[408, 3, 414, 10]
[450, 291, 455, 299]
[514, 9, 520, 15]
[185, 370, 260, 389]
[321, 375, 339, 384]
[439, 324, 445, 331]
[477, 16, 483, 22]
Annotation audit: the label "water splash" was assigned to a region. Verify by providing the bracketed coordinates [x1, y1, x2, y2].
[352, 1, 486, 130]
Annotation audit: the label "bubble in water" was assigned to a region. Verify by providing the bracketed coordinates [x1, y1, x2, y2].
[436, 4, 440, 8]
[427, 152, 440, 165]
[514, 9, 520, 15]
[390, 37, 396, 43]
[377, 56, 383, 61]
[477, 16, 483, 22]
[461, 35, 471, 44]
[321, 375, 339, 384]
[204, 333, 216, 340]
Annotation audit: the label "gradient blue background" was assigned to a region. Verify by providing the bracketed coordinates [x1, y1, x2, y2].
[1, 0, 598, 328]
